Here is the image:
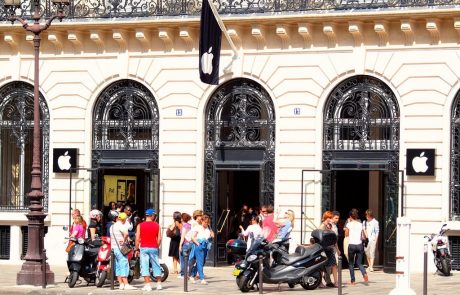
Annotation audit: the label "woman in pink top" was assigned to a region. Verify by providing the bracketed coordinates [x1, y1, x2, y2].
[70, 216, 85, 238]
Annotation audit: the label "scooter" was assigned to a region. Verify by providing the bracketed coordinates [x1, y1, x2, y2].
[127, 254, 169, 283]
[425, 223, 452, 276]
[66, 237, 101, 288]
[95, 236, 111, 287]
[233, 229, 336, 292]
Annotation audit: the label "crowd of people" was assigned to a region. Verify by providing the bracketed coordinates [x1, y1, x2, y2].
[68, 203, 379, 290]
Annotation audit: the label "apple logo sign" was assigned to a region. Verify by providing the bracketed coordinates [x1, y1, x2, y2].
[58, 151, 72, 171]
[411, 152, 429, 173]
[201, 47, 214, 75]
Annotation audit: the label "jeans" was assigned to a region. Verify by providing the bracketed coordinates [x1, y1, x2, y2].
[113, 248, 129, 277]
[140, 247, 161, 277]
[180, 243, 191, 276]
[194, 243, 208, 280]
[348, 243, 366, 282]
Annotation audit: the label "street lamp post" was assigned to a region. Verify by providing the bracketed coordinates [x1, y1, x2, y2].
[3, 0, 69, 286]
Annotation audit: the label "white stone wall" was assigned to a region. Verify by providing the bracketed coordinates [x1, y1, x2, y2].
[1, 9, 460, 271]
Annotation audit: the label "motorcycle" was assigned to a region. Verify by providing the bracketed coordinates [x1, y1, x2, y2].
[232, 229, 336, 292]
[95, 236, 111, 287]
[66, 237, 101, 288]
[425, 223, 452, 276]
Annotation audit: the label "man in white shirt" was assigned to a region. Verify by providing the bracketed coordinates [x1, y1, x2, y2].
[364, 209, 379, 272]
[239, 215, 262, 250]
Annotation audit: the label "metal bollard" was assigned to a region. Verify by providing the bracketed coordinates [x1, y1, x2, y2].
[110, 250, 115, 290]
[337, 255, 342, 295]
[423, 241, 428, 295]
[184, 250, 189, 292]
[259, 257, 263, 294]
[42, 249, 46, 289]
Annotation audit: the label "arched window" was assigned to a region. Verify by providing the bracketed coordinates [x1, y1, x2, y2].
[323, 75, 399, 151]
[0, 82, 50, 211]
[450, 92, 460, 220]
[93, 80, 159, 151]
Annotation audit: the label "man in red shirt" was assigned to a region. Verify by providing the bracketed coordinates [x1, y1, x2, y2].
[135, 208, 162, 291]
[261, 205, 278, 242]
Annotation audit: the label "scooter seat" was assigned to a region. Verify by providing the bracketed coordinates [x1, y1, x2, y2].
[283, 244, 322, 265]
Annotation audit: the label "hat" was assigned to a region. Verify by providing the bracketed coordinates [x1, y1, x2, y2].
[145, 208, 155, 216]
[118, 212, 128, 220]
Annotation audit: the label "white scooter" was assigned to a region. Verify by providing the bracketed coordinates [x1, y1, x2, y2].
[425, 223, 452, 276]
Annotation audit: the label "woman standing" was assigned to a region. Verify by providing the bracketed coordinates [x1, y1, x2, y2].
[344, 208, 368, 286]
[110, 212, 136, 290]
[167, 211, 183, 274]
[178, 213, 192, 278]
[275, 209, 295, 240]
[318, 211, 338, 288]
[190, 214, 214, 285]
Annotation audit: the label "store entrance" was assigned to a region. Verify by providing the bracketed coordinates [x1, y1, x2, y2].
[94, 168, 160, 230]
[215, 170, 260, 265]
[334, 170, 384, 269]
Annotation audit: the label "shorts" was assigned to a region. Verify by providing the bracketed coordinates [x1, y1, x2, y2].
[364, 239, 377, 259]
[140, 247, 161, 277]
[113, 248, 129, 277]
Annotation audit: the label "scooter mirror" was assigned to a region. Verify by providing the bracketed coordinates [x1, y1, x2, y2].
[62, 226, 68, 231]
[442, 223, 447, 228]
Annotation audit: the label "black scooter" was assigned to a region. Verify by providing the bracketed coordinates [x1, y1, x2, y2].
[232, 229, 336, 292]
[66, 237, 101, 288]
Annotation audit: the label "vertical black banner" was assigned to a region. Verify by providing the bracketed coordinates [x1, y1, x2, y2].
[199, 0, 222, 85]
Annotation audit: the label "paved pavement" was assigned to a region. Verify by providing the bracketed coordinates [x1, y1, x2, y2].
[0, 264, 458, 294]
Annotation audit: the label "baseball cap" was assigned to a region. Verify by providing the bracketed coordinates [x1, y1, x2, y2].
[145, 208, 155, 216]
[118, 212, 128, 220]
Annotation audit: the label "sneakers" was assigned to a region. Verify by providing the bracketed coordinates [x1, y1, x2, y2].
[177, 275, 184, 279]
[201, 280, 208, 285]
[119, 284, 125, 290]
[156, 284, 162, 290]
[364, 274, 369, 283]
[190, 277, 196, 284]
[368, 267, 374, 272]
[142, 284, 152, 291]
[349, 281, 357, 286]
[124, 284, 137, 290]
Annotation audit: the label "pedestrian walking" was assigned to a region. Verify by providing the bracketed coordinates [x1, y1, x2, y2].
[190, 214, 214, 285]
[110, 212, 136, 290]
[134, 208, 162, 291]
[188, 210, 203, 280]
[364, 209, 379, 272]
[344, 208, 368, 286]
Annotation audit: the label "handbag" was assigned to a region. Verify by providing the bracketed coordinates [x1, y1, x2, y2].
[65, 240, 75, 253]
[111, 225, 132, 256]
[166, 226, 176, 238]
[361, 222, 369, 247]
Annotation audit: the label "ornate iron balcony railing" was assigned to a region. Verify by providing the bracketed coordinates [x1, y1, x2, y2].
[0, 0, 457, 20]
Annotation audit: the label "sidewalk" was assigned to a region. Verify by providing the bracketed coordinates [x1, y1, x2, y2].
[0, 264, 458, 294]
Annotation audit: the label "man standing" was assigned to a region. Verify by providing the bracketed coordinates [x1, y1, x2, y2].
[364, 209, 379, 272]
[135, 208, 162, 291]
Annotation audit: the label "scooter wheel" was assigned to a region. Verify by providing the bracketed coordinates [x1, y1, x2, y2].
[68, 271, 79, 288]
[300, 271, 321, 290]
[96, 271, 107, 288]
[288, 283, 295, 288]
[236, 274, 253, 293]
[160, 263, 169, 282]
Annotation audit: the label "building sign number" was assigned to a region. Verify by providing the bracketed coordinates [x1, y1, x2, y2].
[176, 109, 183, 116]
[294, 107, 301, 115]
